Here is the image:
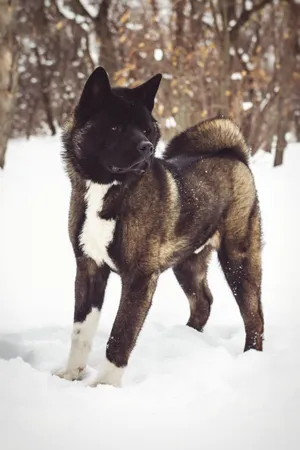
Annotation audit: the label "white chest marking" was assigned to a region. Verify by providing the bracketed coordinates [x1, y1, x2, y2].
[80, 181, 117, 269]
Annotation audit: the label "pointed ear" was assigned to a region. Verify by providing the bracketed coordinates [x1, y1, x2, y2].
[131, 74, 162, 111]
[76, 67, 111, 123]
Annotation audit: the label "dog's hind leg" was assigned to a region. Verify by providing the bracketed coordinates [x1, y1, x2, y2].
[218, 200, 264, 351]
[173, 247, 214, 332]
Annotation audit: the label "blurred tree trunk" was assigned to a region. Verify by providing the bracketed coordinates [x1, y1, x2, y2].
[0, 0, 18, 168]
[94, 0, 117, 77]
[174, 0, 186, 48]
[189, 0, 205, 50]
[34, 46, 56, 136]
[274, 95, 286, 167]
[295, 116, 300, 142]
[274, 0, 300, 167]
[68, 0, 117, 76]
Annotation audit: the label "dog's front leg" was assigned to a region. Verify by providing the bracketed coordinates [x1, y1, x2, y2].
[55, 257, 110, 381]
[90, 271, 158, 388]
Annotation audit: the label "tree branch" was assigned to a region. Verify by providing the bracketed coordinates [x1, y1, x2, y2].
[69, 0, 93, 20]
[230, 0, 272, 41]
[96, 0, 111, 22]
[209, 0, 222, 45]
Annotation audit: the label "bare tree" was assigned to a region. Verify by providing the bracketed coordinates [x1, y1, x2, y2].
[274, 0, 300, 167]
[0, 0, 18, 168]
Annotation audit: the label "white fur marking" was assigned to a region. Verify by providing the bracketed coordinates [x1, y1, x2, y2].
[194, 232, 220, 255]
[80, 181, 117, 269]
[90, 358, 124, 388]
[165, 169, 179, 209]
[194, 244, 206, 254]
[56, 307, 100, 381]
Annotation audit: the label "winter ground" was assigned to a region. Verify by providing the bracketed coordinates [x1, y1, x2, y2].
[0, 135, 299, 450]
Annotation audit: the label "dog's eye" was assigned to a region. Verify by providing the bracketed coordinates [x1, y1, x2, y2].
[111, 125, 121, 132]
[143, 128, 151, 136]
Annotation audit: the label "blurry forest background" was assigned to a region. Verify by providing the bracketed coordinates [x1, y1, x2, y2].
[1, 0, 300, 169]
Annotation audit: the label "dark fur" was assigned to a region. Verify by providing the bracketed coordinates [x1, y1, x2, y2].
[60, 68, 264, 383]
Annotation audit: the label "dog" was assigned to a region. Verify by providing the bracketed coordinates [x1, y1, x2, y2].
[56, 67, 264, 387]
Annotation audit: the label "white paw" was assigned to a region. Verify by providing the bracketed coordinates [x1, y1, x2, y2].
[89, 359, 124, 388]
[54, 367, 85, 381]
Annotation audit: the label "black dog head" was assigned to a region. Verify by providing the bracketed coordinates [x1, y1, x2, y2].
[63, 67, 162, 183]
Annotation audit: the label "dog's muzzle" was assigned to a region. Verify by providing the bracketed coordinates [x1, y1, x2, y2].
[109, 144, 154, 174]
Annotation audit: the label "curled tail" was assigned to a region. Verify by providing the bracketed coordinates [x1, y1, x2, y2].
[163, 118, 250, 166]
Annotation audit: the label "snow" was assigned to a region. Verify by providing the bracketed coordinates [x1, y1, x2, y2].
[231, 72, 242, 80]
[260, 94, 270, 111]
[154, 48, 164, 61]
[162, 73, 173, 80]
[242, 101, 253, 111]
[241, 53, 250, 63]
[165, 116, 177, 128]
[56, 0, 76, 21]
[80, 0, 99, 17]
[126, 23, 143, 31]
[1, 135, 300, 449]
[245, 0, 253, 11]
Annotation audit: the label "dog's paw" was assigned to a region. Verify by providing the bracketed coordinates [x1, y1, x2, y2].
[53, 367, 84, 381]
[88, 376, 121, 388]
[88, 359, 124, 388]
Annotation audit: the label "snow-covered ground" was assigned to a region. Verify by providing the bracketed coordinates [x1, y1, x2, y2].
[0, 136, 300, 450]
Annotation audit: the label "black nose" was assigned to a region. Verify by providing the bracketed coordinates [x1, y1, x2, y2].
[137, 141, 154, 157]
